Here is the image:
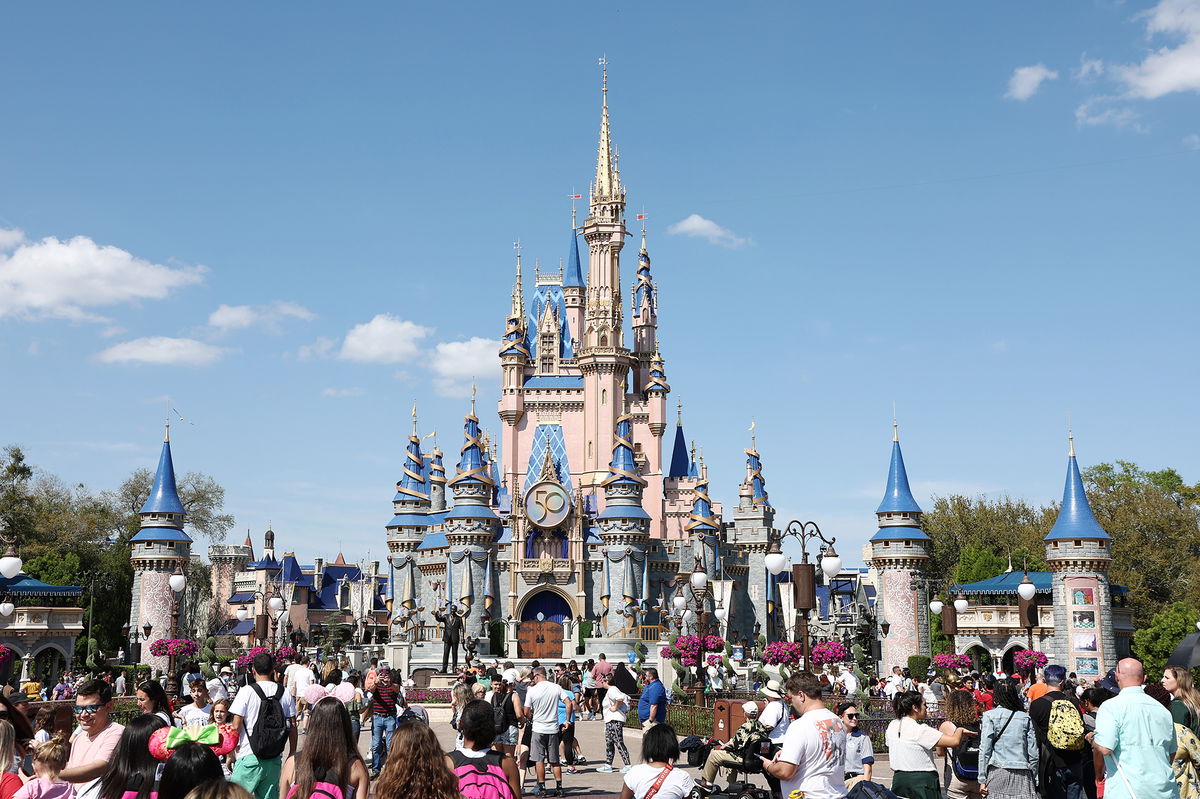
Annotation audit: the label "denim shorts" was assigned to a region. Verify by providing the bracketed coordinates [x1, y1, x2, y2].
[497, 724, 519, 746]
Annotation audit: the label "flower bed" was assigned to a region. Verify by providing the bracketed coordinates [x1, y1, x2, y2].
[404, 687, 451, 704]
[148, 638, 200, 659]
[932, 653, 972, 670]
[810, 641, 850, 666]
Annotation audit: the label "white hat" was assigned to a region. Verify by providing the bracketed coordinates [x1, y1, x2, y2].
[219, 666, 233, 674]
[760, 680, 784, 700]
[741, 701, 759, 715]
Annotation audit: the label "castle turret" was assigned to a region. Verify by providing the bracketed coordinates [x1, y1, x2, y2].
[386, 408, 433, 568]
[595, 413, 649, 634]
[499, 247, 529, 427]
[1044, 434, 1115, 674]
[445, 402, 500, 641]
[631, 230, 659, 389]
[129, 424, 192, 671]
[562, 223, 585, 345]
[868, 423, 931, 672]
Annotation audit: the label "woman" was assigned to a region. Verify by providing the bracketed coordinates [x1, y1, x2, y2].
[490, 679, 520, 759]
[136, 681, 175, 727]
[445, 700, 520, 799]
[279, 697, 368, 799]
[939, 690, 982, 799]
[839, 702, 875, 785]
[97, 715, 169, 799]
[1172, 719, 1200, 799]
[581, 660, 597, 721]
[159, 743, 223, 799]
[887, 690, 975, 799]
[619, 723, 695, 799]
[0, 721, 22, 799]
[979, 680, 1039, 799]
[1164, 667, 1200, 737]
[374, 722, 460, 799]
[599, 683, 633, 773]
[31, 708, 55, 745]
[343, 674, 364, 743]
[555, 674, 581, 773]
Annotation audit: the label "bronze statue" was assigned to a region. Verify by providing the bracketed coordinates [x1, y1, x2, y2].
[433, 603, 466, 673]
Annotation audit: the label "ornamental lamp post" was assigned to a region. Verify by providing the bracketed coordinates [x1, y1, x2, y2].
[764, 519, 839, 671]
[0, 518, 22, 580]
[167, 565, 187, 677]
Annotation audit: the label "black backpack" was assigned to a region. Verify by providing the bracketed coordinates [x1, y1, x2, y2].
[248, 682, 290, 759]
[951, 721, 982, 781]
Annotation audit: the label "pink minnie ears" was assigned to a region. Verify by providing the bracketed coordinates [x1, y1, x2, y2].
[149, 724, 238, 761]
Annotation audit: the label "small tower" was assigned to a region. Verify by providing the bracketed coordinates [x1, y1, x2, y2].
[386, 407, 433, 568]
[1044, 434, 1115, 674]
[209, 532, 253, 632]
[595, 413, 650, 635]
[429, 445, 448, 512]
[129, 423, 192, 671]
[731, 436, 776, 642]
[666, 401, 690, 480]
[562, 223, 585, 345]
[631, 229, 659, 388]
[499, 245, 529, 425]
[868, 423, 931, 672]
[444, 401, 500, 643]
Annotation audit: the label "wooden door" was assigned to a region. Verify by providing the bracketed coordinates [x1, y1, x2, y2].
[517, 620, 565, 659]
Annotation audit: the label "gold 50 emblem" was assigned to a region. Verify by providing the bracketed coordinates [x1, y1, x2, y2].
[525, 481, 571, 529]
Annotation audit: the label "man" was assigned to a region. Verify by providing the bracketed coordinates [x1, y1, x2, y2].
[591, 652, 614, 693]
[1030, 664, 1087, 799]
[8, 692, 35, 721]
[283, 652, 315, 724]
[698, 701, 768, 790]
[208, 665, 232, 703]
[884, 666, 904, 699]
[361, 667, 399, 778]
[835, 666, 859, 698]
[363, 658, 379, 693]
[112, 669, 126, 697]
[637, 667, 668, 729]
[1028, 671, 1051, 703]
[61, 679, 125, 799]
[229, 651, 298, 799]
[763, 672, 847, 799]
[758, 680, 792, 798]
[525, 666, 567, 797]
[1090, 658, 1177, 799]
[434, 602, 465, 673]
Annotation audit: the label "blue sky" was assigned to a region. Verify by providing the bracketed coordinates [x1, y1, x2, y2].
[2, 2, 1198, 567]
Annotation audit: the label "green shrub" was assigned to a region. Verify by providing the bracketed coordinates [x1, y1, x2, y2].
[907, 655, 931, 680]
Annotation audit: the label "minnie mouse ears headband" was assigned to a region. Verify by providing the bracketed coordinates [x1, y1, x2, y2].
[149, 724, 238, 761]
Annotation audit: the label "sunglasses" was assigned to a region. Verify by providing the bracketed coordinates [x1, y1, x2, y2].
[844, 713, 859, 718]
[72, 704, 104, 715]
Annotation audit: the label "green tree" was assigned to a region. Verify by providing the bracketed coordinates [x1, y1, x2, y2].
[1133, 601, 1200, 676]
[954, 543, 1006, 585]
[922, 495, 1056, 589]
[23, 551, 82, 586]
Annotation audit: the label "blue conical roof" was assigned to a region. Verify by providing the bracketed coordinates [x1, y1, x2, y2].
[877, 439, 922, 514]
[684, 481, 719, 532]
[563, 227, 584, 288]
[1045, 450, 1109, 541]
[603, 414, 644, 486]
[667, 421, 690, 479]
[141, 438, 186, 516]
[746, 446, 772, 510]
[450, 412, 494, 486]
[395, 432, 429, 501]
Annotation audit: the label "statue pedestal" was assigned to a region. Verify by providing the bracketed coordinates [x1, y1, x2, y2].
[384, 642, 412, 678]
[582, 636, 642, 663]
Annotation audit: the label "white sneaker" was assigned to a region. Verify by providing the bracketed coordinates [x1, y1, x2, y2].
[620, 765, 631, 773]
[597, 765, 614, 773]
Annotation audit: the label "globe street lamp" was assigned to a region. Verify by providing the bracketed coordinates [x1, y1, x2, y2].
[764, 519, 840, 671]
[167, 564, 187, 677]
[0, 519, 23, 580]
[237, 587, 284, 647]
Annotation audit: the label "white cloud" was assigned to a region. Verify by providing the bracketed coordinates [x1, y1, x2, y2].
[1115, 0, 1200, 99]
[0, 231, 205, 322]
[338, 314, 432, 364]
[322, 387, 366, 398]
[208, 301, 315, 332]
[430, 336, 497, 397]
[1075, 55, 1106, 81]
[96, 336, 227, 366]
[666, 214, 750, 248]
[1074, 99, 1147, 131]
[1005, 64, 1059, 100]
[297, 336, 337, 361]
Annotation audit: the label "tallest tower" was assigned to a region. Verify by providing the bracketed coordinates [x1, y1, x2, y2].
[578, 58, 633, 481]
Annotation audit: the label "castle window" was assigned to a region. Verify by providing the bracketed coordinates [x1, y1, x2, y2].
[602, 389, 607, 405]
[1053, 542, 1059, 549]
[600, 335, 608, 346]
[904, 541, 912, 547]
[1074, 540, 1083, 548]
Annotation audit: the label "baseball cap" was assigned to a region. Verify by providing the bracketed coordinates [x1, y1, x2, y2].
[219, 666, 233, 675]
[741, 701, 759, 715]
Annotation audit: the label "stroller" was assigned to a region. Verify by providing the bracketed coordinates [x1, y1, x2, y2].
[689, 735, 773, 799]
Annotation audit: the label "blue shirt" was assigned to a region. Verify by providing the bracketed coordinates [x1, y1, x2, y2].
[637, 679, 667, 723]
[1094, 686, 1178, 799]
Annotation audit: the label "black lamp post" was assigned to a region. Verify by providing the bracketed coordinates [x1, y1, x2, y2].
[763, 520, 841, 671]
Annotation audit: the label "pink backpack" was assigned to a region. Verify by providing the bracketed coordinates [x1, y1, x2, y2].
[448, 750, 514, 799]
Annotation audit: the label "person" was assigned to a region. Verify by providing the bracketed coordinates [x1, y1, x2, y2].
[525, 666, 567, 795]
[1091, 658, 1178, 799]
[446, 699, 520, 799]
[757, 679, 791, 798]
[61, 680, 126, 799]
[619, 723, 695, 799]
[940, 690, 983, 799]
[283, 655, 314, 728]
[592, 654, 614, 696]
[1172, 718, 1200, 799]
[433, 603, 465, 674]
[1030, 665, 1088, 799]
[31, 708, 55, 745]
[979, 680, 1039, 799]
[181, 783, 254, 799]
[840, 702, 875, 785]
[363, 660, 379, 694]
[343, 674, 364, 743]
[599, 683, 633, 774]
[95, 715, 168, 799]
[206, 668, 229, 704]
[229, 650, 298, 799]
[136, 680, 175, 727]
[491, 678, 521, 759]
[636, 668, 667, 730]
[698, 701, 766, 790]
[554, 675, 580, 773]
[975, 677, 997, 713]
[159, 743, 224, 799]
[450, 683, 474, 750]
[278, 697, 368, 799]
[179, 679, 215, 727]
[1029, 674, 1051, 704]
[1164, 667, 1200, 738]
[1081, 687, 1114, 799]
[0, 721, 23, 799]
[13, 733, 74, 799]
[885, 666, 905, 699]
[374, 721, 460, 799]
[364, 668, 399, 779]
[580, 659, 597, 720]
[837, 666, 860, 698]
[612, 662, 638, 695]
[760, 673, 846, 799]
[112, 671, 126, 698]
[887, 689, 976, 799]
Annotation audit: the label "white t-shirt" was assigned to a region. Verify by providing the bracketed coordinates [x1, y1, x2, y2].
[838, 671, 859, 696]
[623, 764, 695, 799]
[286, 665, 315, 698]
[603, 687, 631, 723]
[777, 708, 846, 799]
[760, 699, 791, 742]
[207, 677, 229, 703]
[885, 716, 943, 772]
[525, 679, 563, 735]
[229, 680, 297, 758]
[180, 702, 213, 726]
[885, 674, 904, 698]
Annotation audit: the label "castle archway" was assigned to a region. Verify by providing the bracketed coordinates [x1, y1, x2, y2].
[516, 589, 572, 660]
[1001, 644, 1026, 676]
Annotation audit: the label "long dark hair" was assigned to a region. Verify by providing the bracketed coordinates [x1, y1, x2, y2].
[159, 742, 224, 799]
[137, 681, 171, 715]
[992, 680, 1024, 713]
[98, 714, 168, 799]
[294, 697, 359, 799]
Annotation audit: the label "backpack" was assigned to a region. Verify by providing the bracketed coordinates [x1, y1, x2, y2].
[847, 778, 903, 799]
[248, 682, 290, 759]
[491, 693, 508, 732]
[950, 721, 981, 781]
[1046, 698, 1086, 751]
[284, 768, 345, 799]
[448, 749, 515, 799]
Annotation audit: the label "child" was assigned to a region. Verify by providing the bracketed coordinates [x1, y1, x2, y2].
[177, 679, 212, 726]
[208, 698, 234, 773]
[14, 734, 75, 799]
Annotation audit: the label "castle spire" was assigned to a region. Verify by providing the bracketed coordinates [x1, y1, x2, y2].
[745, 439, 772, 511]
[395, 403, 429, 502]
[684, 480, 719, 533]
[449, 406, 494, 488]
[602, 414, 647, 487]
[1045, 436, 1109, 541]
[592, 56, 623, 203]
[141, 434, 187, 518]
[646, 345, 669, 394]
[563, 222, 584, 288]
[667, 400, 690, 479]
[877, 425, 922, 515]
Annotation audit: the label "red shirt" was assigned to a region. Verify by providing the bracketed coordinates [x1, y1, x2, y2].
[974, 689, 994, 711]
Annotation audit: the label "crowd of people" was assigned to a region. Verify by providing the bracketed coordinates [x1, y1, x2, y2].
[2, 652, 1196, 799]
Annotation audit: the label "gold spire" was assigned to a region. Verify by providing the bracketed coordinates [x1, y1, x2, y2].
[511, 239, 524, 319]
[164, 396, 171, 442]
[1068, 411, 1075, 457]
[677, 398, 683, 426]
[470, 379, 477, 416]
[592, 55, 622, 202]
[892, 401, 899, 442]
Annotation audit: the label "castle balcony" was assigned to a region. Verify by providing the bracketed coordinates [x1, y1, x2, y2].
[519, 557, 576, 585]
[0, 606, 84, 636]
[954, 604, 1055, 632]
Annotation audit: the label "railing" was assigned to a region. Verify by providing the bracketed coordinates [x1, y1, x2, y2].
[955, 604, 1055, 629]
[639, 625, 665, 642]
[412, 624, 443, 642]
[623, 703, 716, 738]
